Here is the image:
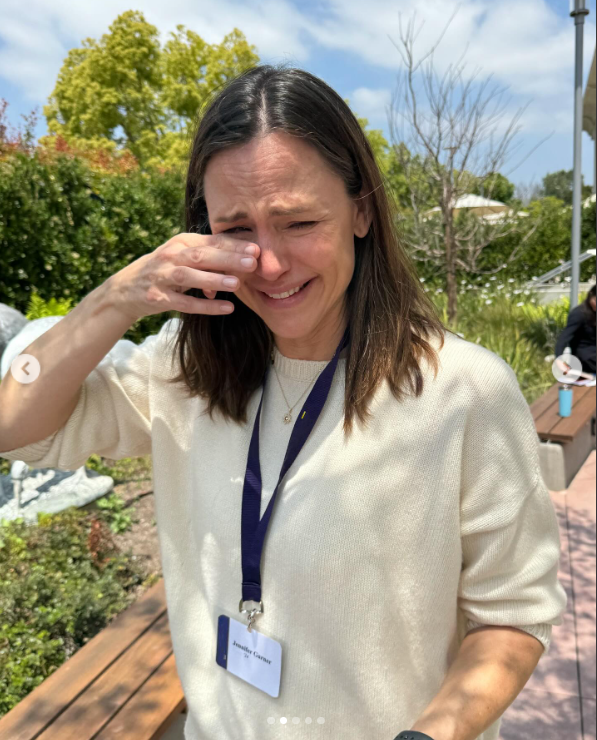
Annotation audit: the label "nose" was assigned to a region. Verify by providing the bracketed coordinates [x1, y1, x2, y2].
[252, 234, 289, 281]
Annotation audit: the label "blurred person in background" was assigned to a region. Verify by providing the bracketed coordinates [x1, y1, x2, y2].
[555, 284, 596, 375]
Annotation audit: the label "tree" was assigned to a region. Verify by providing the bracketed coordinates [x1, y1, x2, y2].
[44, 11, 259, 167]
[388, 12, 539, 324]
[541, 169, 592, 205]
[473, 172, 515, 204]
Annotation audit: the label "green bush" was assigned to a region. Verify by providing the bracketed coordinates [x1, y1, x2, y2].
[96, 492, 136, 534]
[427, 288, 570, 403]
[0, 509, 146, 716]
[0, 149, 184, 343]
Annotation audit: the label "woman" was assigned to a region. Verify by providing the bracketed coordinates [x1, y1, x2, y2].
[0, 66, 567, 740]
[555, 284, 596, 375]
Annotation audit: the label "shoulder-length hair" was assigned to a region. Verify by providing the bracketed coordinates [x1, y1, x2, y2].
[169, 64, 449, 436]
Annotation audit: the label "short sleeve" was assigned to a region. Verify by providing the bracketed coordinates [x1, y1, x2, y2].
[0, 318, 180, 471]
[458, 353, 568, 655]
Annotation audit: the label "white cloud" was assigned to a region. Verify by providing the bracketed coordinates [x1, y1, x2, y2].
[349, 87, 392, 126]
[0, 0, 309, 102]
[0, 0, 594, 141]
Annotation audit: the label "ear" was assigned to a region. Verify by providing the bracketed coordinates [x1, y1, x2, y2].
[353, 189, 372, 238]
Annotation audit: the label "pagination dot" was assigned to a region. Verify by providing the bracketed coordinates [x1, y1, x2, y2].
[317, 717, 325, 724]
[280, 717, 287, 724]
[305, 717, 312, 724]
[267, 717, 275, 724]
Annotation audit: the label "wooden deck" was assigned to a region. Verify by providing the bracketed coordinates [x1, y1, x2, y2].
[0, 579, 186, 740]
[501, 451, 596, 740]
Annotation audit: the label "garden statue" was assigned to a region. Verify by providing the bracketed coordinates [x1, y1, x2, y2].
[0, 305, 114, 523]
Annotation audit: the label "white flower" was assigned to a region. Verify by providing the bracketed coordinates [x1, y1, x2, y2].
[524, 290, 530, 295]
[485, 283, 491, 288]
[513, 289, 521, 294]
[436, 288, 443, 293]
[490, 276, 497, 280]
[508, 278, 515, 283]
[485, 299, 493, 304]
[419, 277, 426, 282]
[497, 284, 504, 289]
[517, 301, 524, 307]
[545, 354, 555, 363]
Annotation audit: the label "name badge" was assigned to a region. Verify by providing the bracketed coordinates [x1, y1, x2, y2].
[216, 615, 282, 698]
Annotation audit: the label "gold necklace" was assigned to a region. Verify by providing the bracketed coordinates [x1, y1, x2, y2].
[270, 348, 323, 424]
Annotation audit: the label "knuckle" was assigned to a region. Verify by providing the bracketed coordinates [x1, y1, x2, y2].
[191, 248, 205, 264]
[172, 266, 186, 284]
[146, 287, 164, 304]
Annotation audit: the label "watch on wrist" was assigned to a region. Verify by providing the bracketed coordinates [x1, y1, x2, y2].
[394, 732, 436, 740]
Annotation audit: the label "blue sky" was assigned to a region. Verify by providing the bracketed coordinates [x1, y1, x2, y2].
[0, 0, 595, 188]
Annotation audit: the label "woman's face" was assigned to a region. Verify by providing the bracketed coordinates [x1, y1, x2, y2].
[203, 131, 370, 350]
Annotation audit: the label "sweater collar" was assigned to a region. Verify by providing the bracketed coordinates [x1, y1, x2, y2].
[271, 345, 347, 381]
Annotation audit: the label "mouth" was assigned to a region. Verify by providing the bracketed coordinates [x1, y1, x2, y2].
[257, 278, 316, 308]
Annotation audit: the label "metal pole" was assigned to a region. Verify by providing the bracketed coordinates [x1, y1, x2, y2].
[570, 0, 589, 309]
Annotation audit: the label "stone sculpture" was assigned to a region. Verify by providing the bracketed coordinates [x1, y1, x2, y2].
[0, 305, 114, 523]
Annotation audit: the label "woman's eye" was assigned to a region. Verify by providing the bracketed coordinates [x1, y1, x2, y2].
[223, 222, 316, 234]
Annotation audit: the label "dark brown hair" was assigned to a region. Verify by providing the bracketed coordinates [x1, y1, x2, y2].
[169, 64, 449, 435]
[582, 284, 596, 327]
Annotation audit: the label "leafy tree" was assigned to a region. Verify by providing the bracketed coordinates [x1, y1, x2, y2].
[541, 169, 592, 205]
[473, 172, 515, 204]
[44, 11, 259, 167]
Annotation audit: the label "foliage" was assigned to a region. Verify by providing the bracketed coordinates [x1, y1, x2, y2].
[426, 287, 572, 404]
[0, 147, 183, 344]
[472, 172, 515, 204]
[44, 11, 259, 168]
[95, 493, 136, 534]
[25, 292, 73, 320]
[0, 509, 146, 715]
[85, 454, 152, 483]
[473, 197, 596, 284]
[541, 169, 593, 205]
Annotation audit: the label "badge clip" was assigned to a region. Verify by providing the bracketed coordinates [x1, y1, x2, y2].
[239, 599, 264, 633]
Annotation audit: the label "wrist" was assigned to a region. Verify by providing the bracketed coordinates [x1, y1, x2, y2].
[92, 277, 139, 329]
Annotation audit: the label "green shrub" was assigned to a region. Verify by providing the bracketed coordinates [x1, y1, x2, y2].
[95, 492, 136, 534]
[0, 148, 184, 344]
[427, 287, 570, 403]
[0, 509, 146, 716]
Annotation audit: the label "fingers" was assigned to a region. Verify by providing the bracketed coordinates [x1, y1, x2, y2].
[170, 292, 235, 315]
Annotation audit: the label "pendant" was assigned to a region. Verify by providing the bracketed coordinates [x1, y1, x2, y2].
[283, 412, 292, 424]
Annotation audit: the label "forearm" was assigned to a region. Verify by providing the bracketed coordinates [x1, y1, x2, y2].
[409, 626, 544, 740]
[0, 279, 134, 452]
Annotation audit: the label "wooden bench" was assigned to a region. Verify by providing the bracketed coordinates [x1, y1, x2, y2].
[531, 382, 596, 491]
[0, 579, 187, 740]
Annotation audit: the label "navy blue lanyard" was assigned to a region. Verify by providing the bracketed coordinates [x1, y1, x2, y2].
[240, 327, 350, 608]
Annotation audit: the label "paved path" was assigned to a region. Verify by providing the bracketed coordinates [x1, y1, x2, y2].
[501, 450, 596, 740]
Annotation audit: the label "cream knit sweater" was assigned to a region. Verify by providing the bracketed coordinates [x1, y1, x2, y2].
[0, 318, 567, 740]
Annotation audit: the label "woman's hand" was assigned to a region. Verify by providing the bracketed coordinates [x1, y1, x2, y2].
[105, 233, 260, 323]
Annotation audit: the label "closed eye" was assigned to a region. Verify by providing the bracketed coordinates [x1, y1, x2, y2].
[223, 222, 317, 234]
